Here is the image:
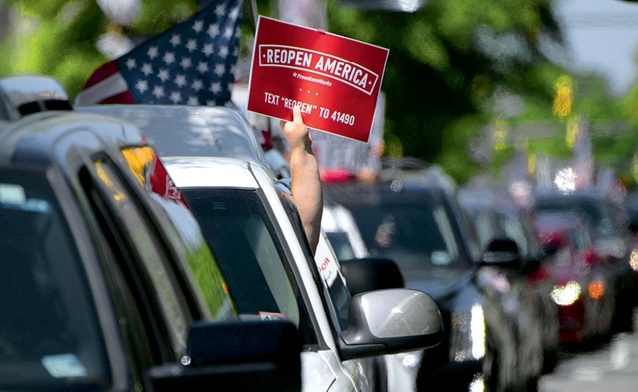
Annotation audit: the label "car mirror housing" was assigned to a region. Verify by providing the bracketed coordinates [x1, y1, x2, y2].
[146, 320, 301, 392]
[339, 288, 443, 361]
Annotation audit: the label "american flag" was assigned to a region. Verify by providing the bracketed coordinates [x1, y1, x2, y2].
[75, 0, 242, 107]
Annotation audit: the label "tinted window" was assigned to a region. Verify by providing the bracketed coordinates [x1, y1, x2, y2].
[535, 195, 624, 239]
[0, 168, 109, 390]
[121, 147, 235, 321]
[92, 159, 190, 355]
[348, 201, 464, 271]
[326, 231, 356, 261]
[180, 188, 316, 344]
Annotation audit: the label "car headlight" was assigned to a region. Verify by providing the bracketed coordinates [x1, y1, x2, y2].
[551, 281, 581, 306]
[630, 249, 638, 271]
[449, 304, 486, 361]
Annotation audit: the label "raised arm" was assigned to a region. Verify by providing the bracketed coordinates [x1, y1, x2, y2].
[280, 106, 323, 254]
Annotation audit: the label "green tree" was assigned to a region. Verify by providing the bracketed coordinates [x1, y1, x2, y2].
[1, 0, 200, 97]
[325, 0, 569, 179]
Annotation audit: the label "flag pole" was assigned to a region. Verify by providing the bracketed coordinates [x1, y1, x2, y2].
[249, 0, 258, 30]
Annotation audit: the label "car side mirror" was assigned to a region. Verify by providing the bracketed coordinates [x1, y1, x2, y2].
[481, 237, 522, 269]
[146, 320, 301, 392]
[339, 288, 443, 361]
[340, 257, 405, 296]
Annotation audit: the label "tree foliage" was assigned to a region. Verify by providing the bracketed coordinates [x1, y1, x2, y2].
[1, 0, 636, 184]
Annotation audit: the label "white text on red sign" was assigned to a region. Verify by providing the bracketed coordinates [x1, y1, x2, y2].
[259, 44, 379, 95]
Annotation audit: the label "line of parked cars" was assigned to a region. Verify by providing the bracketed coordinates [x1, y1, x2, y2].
[6, 73, 637, 392]
[322, 157, 638, 391]
[0, 74, 445, 392]
[323, 160, 545, 392]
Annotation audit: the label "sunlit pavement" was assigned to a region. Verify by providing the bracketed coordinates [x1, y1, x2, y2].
[540, 309, 638, 391]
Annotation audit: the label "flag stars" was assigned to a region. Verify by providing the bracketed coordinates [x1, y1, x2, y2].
[192, 79, 204, 91]
[158, 69, 170, 82]
[219, 46, 229, 59]
[135, 79, 148, 93]
[180, 57, 192, 70]
[214, 4, 226, 17]
[170, 34, 181, 47]
[202, 43, 214, 57]
[230, 6, 240, 20]
[125, 58, 137, 70]
[175, 74, 187, 87]
[84, 3, 240, 106]
[141, 63, 153, 76]
[169, 91, 182, 104]
[163, 51, 176, 65]
[193, 20, 204, 33]
[207, 23, 219, 38]
[152, 86, 165, 99]
[197, 61, 210, 74]
[214, 63, 225, 77]
[210, 82, 222, 94]
[148, 46, 159, 59]
[186, 39, 198, 52]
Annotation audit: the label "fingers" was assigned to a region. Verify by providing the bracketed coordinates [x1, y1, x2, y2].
[292, 105, 302, 124]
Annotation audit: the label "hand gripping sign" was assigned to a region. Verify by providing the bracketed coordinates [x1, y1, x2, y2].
[247, 16, 389, 143]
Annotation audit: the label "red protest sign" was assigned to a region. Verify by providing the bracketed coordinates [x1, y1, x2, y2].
[247, 16, 389, 143]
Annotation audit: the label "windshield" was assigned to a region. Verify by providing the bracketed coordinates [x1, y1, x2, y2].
[0, 169, 109, 390]
[534, 196, 625, 239]
[347, 201, 465, 272]
[180, 188, 316, 344]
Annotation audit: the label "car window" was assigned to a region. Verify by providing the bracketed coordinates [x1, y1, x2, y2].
[179, 187, 317, 345]
[91, 158, 191, 356]
[0, 168, 110, 389]
[120, 147, 235, 321]
[277, 182, 352, 332]
[348, 202, 463, 271]
[535, 196, 621, 238]
[326, 231, 356, 261]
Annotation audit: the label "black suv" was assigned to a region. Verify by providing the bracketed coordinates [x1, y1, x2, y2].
[0, 75, 300, 391]
[323, 159, 543, 392]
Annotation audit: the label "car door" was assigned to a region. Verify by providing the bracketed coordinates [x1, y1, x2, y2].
[271, 180, 372, 392]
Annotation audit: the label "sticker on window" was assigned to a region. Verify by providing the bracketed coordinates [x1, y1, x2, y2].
[41, 353, 87, 378]
[259, 311, 286, 321]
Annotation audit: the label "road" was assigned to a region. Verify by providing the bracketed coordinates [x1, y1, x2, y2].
[540, 309, 638, 391]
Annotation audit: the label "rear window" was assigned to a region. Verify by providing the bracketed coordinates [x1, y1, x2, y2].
[0, 168, 109, 390]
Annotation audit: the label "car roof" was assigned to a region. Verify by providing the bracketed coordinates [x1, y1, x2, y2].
[161, 156, 260, 189]
[0, 110, 144, 167]
[76, 104, 268, 165]
[0, 74, 73, 124]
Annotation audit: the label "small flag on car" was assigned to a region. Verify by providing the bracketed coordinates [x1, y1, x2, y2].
[75, 0, 242, 107]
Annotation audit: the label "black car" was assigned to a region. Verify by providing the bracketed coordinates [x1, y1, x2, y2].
[0, 75, 301, 391]
[324, 159, 542, 392]
[458, 185, 561, 372]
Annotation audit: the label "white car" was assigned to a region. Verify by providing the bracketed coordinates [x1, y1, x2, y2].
[78, 104, 443, 392]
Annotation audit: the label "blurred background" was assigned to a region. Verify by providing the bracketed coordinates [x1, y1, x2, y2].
[4, 0, 638, 192]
